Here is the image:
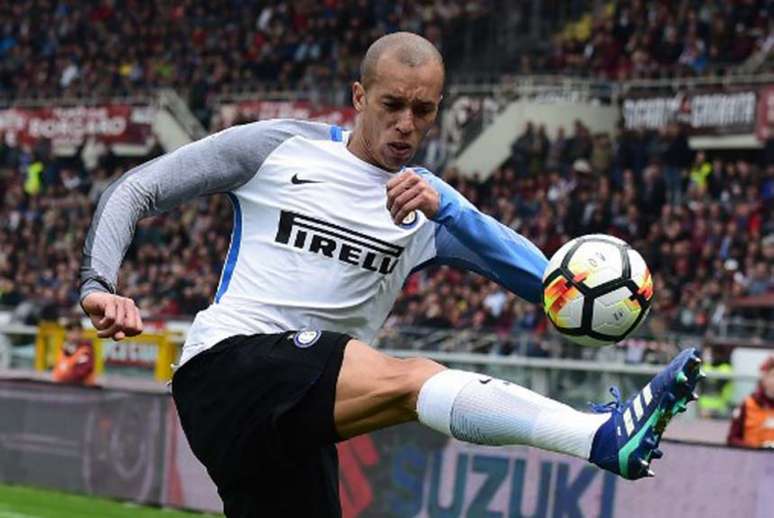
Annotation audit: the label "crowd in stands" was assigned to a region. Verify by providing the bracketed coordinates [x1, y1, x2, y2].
[540, 0, 773, 78]
[4, 0, 770, 114]
[0, 139, 231, 324]
[0, 0, 488, 117]
[1, 0, 772, 355]
[385, 120, 774, 348]
[1, 118, 772, 349]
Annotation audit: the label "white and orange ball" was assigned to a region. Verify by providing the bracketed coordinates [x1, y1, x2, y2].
[542, 234, 654, 347]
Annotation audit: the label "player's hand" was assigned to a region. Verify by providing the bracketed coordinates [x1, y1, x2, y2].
[81, 292, 143, 341]
[386, 169, 440, 225]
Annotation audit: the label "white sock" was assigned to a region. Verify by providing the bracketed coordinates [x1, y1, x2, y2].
[416, 370, 609, 459]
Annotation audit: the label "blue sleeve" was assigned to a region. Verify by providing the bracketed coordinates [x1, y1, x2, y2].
[414, 168, 549, 304]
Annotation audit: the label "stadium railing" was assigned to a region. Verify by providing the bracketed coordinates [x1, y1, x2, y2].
[0, 322, 760, 412]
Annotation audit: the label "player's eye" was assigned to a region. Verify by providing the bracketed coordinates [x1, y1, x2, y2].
[414, 106, 433, 117]
[383, 102, 399, 110]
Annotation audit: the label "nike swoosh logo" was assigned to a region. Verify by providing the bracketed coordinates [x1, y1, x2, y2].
[291, 174, 322, 185]
[479, 378, 492, 385]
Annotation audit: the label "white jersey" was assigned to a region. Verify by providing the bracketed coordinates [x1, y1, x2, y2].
[80, 120, 547, 366]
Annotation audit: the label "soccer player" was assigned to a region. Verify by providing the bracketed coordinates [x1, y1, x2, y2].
[80, 32, 703, 517]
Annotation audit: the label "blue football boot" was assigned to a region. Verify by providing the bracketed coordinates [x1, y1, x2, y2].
[588, 347, 705, 479]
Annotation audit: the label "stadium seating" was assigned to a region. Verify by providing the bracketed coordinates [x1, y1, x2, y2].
[0, 0, 488, 106]
[2, 124, 771, 342]
[389, 136, 773, 344]
[0, 1, 771, 354]
[542, 0, 773, 79]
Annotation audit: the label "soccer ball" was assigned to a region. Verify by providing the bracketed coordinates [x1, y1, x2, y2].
[542, 234, 654, 347]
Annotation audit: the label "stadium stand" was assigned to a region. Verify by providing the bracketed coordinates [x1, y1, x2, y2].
[2, 124, 771, 343]
[388, 133, 773, 342]
[1, 4, 773, 518]
[0, 0, 771, 354]
[542, 0, 773, 78]
[0, 0, 493, 111]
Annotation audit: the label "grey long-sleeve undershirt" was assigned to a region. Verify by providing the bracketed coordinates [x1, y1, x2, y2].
[79, 119, 330, 302]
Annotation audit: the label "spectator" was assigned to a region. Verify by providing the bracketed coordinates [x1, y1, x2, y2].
[688, 150, 713, 198]
[0, 1, 490, 106]
[51, 316, 95, 385]
[661, 123, 692, 205]
[544, 0, 773, 79]
[727, 356, 774, 448]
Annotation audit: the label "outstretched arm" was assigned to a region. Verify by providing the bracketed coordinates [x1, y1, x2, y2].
[80, 119, 329, 339]
[386, 168, 548, 304]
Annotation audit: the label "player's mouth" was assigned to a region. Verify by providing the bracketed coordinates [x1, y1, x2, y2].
[387, 142, 412, 159]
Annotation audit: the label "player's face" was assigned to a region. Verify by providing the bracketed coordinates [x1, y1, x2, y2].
[352, 55, 443, 171]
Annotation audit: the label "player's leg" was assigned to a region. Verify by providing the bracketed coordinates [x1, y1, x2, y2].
[332, 338, 445, 438]
[334, 339, 606, 455]
[333, 339, 704, 480]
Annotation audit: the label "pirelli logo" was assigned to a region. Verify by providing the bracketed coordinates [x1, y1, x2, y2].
[274, 210, 404, 274]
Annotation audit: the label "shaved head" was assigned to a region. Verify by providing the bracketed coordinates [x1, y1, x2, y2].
[349, 32, 445, 171]
[360, 32, 445, 89]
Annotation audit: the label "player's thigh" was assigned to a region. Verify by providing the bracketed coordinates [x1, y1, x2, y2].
[334, 339, 445, 439]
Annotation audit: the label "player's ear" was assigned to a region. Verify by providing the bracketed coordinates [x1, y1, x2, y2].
[352, 81, 366, 112]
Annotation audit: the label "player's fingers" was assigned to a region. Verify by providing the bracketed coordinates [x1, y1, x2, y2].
[394, 197, 424, 225]
[393, 192, 427, 224]
[97, 299, 116, 330]
[116, 298, 138, 338]
[124, 300, 143, 337]
[386, 176, 411, 204]
[88, 312, 103, 331]
[386, 169, 415, 190]
[98, 300, 126, 339]
[97, 326, 115, 339]
[386, 171, 419, 196]
[135, 307, 145, 335]
[390, 182, 424, 219]
[386, 174, 420, 211]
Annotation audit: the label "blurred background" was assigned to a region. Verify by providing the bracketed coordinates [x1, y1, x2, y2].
[0, 1, 772, 517]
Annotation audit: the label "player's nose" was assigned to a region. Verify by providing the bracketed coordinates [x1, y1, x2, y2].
[395, 109, 415, 134]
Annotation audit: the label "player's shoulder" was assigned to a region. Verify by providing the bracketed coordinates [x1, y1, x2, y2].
[205, 119, 339, 170]
[216, 118, 333, 143]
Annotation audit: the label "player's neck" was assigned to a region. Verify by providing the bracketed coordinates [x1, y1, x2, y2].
[346, 131, 399, 173]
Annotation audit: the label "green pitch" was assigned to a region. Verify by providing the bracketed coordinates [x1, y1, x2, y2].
[0, 485, 221, 518]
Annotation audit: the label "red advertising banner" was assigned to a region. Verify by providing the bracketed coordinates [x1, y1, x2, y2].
[0, 104, 155, 149]
[219, 100, 357, 129]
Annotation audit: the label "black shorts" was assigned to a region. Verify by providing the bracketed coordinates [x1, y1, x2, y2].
[171, 330, 351, 518]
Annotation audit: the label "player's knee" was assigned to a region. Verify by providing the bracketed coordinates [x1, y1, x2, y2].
[390, 356, 446, 417]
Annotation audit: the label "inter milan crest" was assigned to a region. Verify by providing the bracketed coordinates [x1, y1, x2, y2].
[399, 210, 419, 229]
[293, 329, 321, 348]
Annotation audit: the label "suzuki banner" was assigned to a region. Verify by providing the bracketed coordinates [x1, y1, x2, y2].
[1, 380, 771, 518]
[165, 418, 774, 518]
[335, 424, 774, 518]
[0, 104, 156, 149]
